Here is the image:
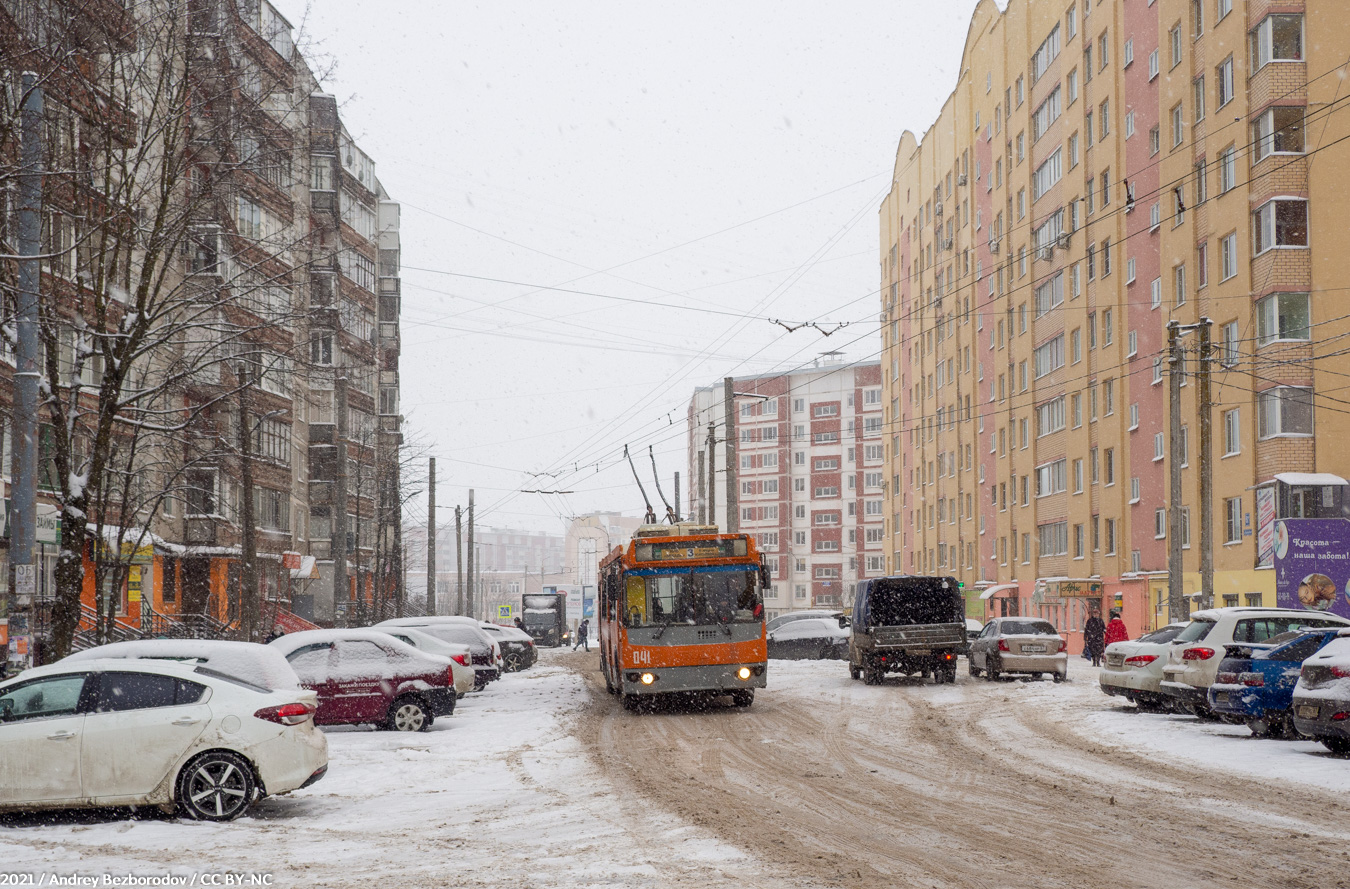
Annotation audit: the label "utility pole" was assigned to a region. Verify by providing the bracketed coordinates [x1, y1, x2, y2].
[426, 457, 436, 616]
[696, 449, 706, 524]
[237, 363, 259, 642]
[455, 504, 463, 615]
[706, 423, 716, 528]
[1167, 321, 1185, 623]
[1198, 318, 1215, 610]
[673, 471, 681, 523]
[333, 375, 350, 625]
[724, 377, 737, 533]
[466, 490, 475, 620]
[10, 74, 43, 669]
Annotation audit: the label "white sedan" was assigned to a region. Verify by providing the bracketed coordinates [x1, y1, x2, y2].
[0, 658, 327, 821]
[1098, 622, 1189, 708]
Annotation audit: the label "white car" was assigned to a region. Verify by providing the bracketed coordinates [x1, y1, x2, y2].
[60, 639, 303, 691]
[1098, 622, 1188, 708]
[1160, 607, 1350, 716]
[369, 627, 476, 697]
[0, 658, 327, 821]
[376, 617, 504, 685]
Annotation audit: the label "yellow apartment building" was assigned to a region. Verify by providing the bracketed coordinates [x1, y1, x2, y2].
[880, 0, 1350, 647]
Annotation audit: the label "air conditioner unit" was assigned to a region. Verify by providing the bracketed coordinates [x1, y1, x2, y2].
[1038, 246, 1054, 262]
[989, 239, 1000, 254]
[934, 201, 944, 217]
[957, 173, 968, 186]
[1056, 232, 1072, 249]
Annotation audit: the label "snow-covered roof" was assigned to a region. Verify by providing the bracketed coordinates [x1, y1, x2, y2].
[61, 639, 300, 690]
[1273, 472, 1349, 487]
[979, 583, 1020, 600]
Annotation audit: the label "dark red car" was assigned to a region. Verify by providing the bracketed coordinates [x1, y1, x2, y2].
[269, 629, 456, 732]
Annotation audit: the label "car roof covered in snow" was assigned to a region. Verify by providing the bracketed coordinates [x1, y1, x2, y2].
[268, 627, 442, 659]
[60, 639, 301, 690]
[369, 626, 471, 654]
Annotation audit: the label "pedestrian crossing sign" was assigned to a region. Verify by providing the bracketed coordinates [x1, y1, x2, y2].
[497, 605, 512, 619]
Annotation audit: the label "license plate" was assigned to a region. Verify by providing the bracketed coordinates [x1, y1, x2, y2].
[1297, 704, 1320, 720]
[1022, 644, 1046, 653]
[1107, 655, 1124, 667]
[1214, 692, 1229, 704]
[910, 649, 930, 656]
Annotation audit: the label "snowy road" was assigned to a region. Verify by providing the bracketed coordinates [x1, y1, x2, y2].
[2, 649, 1348, 888]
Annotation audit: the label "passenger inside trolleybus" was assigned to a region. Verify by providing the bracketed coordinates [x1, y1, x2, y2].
[626, 571, 761, 627]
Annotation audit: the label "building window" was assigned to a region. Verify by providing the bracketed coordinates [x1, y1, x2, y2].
[1154, 432, 1165, 461]
[1258, 386, 1313, 438]
[1257, 293, 1311, 345]
[1220, 232, 1238, 280]
[1253, 107, 1304, 161]
[1193, 76, 1206, 123]
[1039, 521, 1069, 557]
[1216, 55, 1234, 107]
[1253, 199, 1308, 254]
[1251, 15, 1303, 70]
[1223, 408, 1240, 456]
[1171, 103, 1184, 147]
[1155, 508, 1167, 539]
[1221, 320, 1239, 366]
[1225, 497, 1243, 544]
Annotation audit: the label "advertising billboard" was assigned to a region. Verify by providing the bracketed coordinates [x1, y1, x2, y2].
[1273, 518, 1350, 620]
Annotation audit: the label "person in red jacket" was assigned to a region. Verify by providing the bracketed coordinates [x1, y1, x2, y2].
[1104, 609, 1129, 646]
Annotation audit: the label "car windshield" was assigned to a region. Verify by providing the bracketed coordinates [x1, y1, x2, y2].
[1001, 620, 1058, 636]
[1174, 619, 1215, 643]
[629, 569, 760, 626]
[1139, 625, 1186, 644]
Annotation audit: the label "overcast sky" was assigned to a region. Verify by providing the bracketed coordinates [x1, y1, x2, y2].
[272, 0, 983, 535]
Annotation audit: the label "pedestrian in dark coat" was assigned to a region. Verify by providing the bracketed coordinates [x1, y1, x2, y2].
[573, 618, 590, 652]
[1104, 609, 1129, 646]
[1083, 611, 1107, 667]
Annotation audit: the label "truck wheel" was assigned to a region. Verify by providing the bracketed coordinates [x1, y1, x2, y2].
[849, 662, 862, 680]
[863, 662, 884, 685]
[944, 668, 958, 684]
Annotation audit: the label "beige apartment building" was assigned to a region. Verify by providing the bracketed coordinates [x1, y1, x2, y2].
[880, 0, 1350, 645]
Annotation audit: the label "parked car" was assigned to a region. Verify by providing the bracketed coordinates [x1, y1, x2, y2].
[60, 639, 302, 691]
[1098, 622, 1189, 708]
[1209, 627, 1344, 737]
[366, 627, 476, 697]
[374, 618, 501, 688]
[767, 616, 849, 660]
[766, 610, 842, 635]
[479, 622, 538, 672]
[269, 629, 457, 731]
[969, 618, 1068, 682]
[1160, 608, 1350, 717]
[1291, 632, 1350, 754]
[959, 618, 984, 656]
[0, 658, 327, 821]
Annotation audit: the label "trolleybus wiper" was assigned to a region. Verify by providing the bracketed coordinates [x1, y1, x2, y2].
[653, 618, 674, 640]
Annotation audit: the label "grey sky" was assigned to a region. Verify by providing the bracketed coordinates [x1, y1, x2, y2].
[273, 1, 981, 534]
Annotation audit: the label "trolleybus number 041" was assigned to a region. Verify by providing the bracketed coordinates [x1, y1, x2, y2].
[631, 649, 651, 666]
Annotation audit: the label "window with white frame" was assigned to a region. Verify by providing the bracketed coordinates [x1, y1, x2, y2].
[1036, 459, 1067, 497]
[1216, 55, 1234, 107]
[1251, 15, 1303, 70]
[1252, 107, 1304, 161]
[1032, 87, 1062, 141]
[1039, 521, 1069, 556]
[1036, 396, 1066, 436]
[1034, 272, 1064, 317]
[1225, 497, 1243, 543]
[1257, 292, 1311, 345]
[1258, 386, 1313, 438]
[1220, 232, 1238, 280]
[1253, 199, 1308, 254]
[1224, 408, 1241, 455]
[1034, 334, 1065, 378]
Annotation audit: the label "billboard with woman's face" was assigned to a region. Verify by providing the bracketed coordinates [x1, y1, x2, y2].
[1274, 519, 1350, 619]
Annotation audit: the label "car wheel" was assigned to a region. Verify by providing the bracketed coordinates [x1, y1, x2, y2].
[504, 652, 524, 673]
[387, 696, 431, 732]
[1322, 736, 1350, 755]
[985, 657, 1001, 681]
[1053, 671, 1066, 684]
[1031, 672, 1042, 680]
[969, 660, 980, 677]
[1248, 716, 1276, 738]
[849, 662, 862, 680]
[731, 690, 754, 707]
[177, 751, 256, 822]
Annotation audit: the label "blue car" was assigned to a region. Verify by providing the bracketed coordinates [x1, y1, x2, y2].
[1209, 628, 1344, 738]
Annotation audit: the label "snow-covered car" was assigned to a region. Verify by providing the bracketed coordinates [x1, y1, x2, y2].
[0, 658, 327, 821]
[968, 618, 1067, 682]
[367, 626, 476, 697]
[1210, 627, 1344, 738]
[60, 639, 302, 690]
[958, 617, 984, 656]
[479, 622, 537, 672]
[269, 629, 457, 731]
[766, 616, 848, 659]
[375, 618, 502, 688]
[1098, 622, 1189, 708]
[766, 610, 842, 635]
[1291, 632, 1350, 754]
[1160, 608, 1350, 717]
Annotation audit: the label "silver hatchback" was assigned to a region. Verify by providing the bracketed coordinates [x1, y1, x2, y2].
[969, 618, 1068, 682]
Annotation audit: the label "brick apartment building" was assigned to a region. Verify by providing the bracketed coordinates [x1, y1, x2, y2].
[880, 0, 1350, 647]
[687, 356, 884, 617]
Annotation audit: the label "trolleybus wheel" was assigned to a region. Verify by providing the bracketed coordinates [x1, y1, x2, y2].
[849, 663, 862, 680]
[731, 690, 754, 707]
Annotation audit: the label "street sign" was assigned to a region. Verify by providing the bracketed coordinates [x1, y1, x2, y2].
[497, 604, 511, 620]
[13, 564, 35, 597]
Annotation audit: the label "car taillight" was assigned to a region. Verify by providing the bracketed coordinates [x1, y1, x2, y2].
[998, 639, 1009, 652]
[1332, 666, 1350, 679]
[451, 653, 469, 666]
[1333, 712, 1350, 722]
[1182, 647, 1216, 661]
[1057, 639, 1067, 653]
[1125, 654, 1158, 667]
[1239, 672, 1264, 687]
[1216, 671, 1238, 684]
[448, 666, 456, 686]
[254, 702, 315, 726]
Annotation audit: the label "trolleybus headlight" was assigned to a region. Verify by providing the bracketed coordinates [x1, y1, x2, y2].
[737, 667, 752, 680]
[640, 672, 656, 685]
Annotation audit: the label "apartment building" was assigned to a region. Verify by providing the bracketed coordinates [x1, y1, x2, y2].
[880, 0, 1350, 644]
[0, 0, 405, 658]
[687, 356, 884, 616]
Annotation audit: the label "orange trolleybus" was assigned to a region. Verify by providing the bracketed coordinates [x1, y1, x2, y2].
[598, 523, 768, 709]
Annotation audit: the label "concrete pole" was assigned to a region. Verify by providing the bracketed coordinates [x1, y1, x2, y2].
[1198, 319, 1215, 610]
[724, 377, 737, 533]
[10, 75, 43, 642]
[455, 504, 463, 615]
[333, 376, 349, 625]
[706, 423, 716, 528]
[697, 449, 706, 524]
[466, 490, 475, 619]
[1167, 321, 1185, 623]
[673, 471, 681, 523]
[426, 457, 436, 616]
[237, 364, 258, 642]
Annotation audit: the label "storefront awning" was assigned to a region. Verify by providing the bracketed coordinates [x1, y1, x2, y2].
[1273, 472, 1349, 487]
[979, 582, 1020, 600]
[289, 555, 319, 580]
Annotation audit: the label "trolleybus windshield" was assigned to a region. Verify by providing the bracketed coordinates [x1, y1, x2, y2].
[625, 568, 760, 627]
